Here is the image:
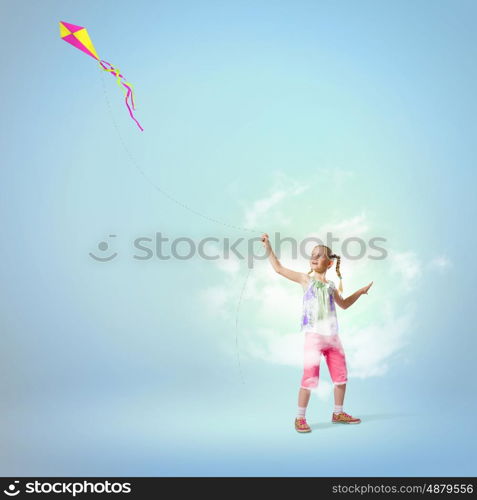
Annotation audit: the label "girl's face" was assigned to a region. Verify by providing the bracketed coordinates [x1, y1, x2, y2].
[310, 246, 333, 273]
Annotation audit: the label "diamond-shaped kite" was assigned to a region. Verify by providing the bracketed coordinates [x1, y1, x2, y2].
[59, 21, 143, 131]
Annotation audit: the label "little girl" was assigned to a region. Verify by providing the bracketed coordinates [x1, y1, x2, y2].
[261, 233, 373, 433]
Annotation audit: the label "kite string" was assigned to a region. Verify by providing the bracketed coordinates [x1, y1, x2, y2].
[100, 71, 267, 384]
[99, 70, 261, 235]
[234, 263, 253, 385]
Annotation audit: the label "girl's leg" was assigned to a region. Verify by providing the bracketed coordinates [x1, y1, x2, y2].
[324, 336, 348, 409]
[297, 333, 321, 421]
[298, 387, 311, 408]
[296, 387, 312, 432]
[334, 383, 346, 406]
[301, 333, 322, 391]
[326, 338, 361, 423]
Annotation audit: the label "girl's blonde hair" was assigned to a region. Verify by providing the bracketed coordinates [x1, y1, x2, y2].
[307, 245, 343, 293]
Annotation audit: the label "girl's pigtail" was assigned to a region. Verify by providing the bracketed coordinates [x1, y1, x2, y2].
[332, 254, 343, 294]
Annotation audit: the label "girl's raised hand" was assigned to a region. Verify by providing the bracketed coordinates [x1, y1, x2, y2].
[261, 233, 271, 248]
[361, 281, 374, 295]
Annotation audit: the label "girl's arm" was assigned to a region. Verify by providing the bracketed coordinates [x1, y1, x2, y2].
[261, 233, 309, 286]
[333, 281, 373, 310]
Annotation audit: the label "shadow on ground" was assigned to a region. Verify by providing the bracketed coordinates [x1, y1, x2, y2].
[309, 412, 414, 430]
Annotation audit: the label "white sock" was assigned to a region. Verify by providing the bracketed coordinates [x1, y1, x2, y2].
[297, 406, 307, 418]
[334, 405, 343, 414]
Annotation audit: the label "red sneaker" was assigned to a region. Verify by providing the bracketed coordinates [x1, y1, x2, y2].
[332, 411, 361, 424]
[295, 417, 311, 433]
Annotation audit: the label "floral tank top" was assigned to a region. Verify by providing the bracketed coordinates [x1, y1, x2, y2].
[300, 276, 339, 335]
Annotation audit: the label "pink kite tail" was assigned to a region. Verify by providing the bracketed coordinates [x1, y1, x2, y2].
[122, 82, 136, 110]
[99, 60, 143, 131]
[123, 84, 144, 132]
[127, 83, 136, 110]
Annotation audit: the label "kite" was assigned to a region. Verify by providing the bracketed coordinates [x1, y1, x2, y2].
[59, 21, 143, 131]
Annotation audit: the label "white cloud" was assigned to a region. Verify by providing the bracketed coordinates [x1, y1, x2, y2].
[199, 178, 424, 383]
[200, 286, 233, 319]
[244, 328, 302, 365]
[242, 173, 308, 229]
[342, 305, 414, 378]
[313, 380, 334, 401]
[316, 214, 370, 239]
[428, 256, 452, 270]
[389, 251, 421, 289]
[244, 190, 287, 229]
[319, 168, 355, 189]
[215, 255, 241, 275]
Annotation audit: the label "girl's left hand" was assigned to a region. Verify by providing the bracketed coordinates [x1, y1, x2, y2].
[361, 281, 374, 295]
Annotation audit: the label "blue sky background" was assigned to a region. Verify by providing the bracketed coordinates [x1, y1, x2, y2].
[1, 0, 476, 476]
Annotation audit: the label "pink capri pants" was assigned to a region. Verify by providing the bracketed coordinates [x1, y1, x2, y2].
[300, 332, 348, 389]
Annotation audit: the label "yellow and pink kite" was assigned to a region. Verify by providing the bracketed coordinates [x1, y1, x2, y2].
[59, 21, 143, 131]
